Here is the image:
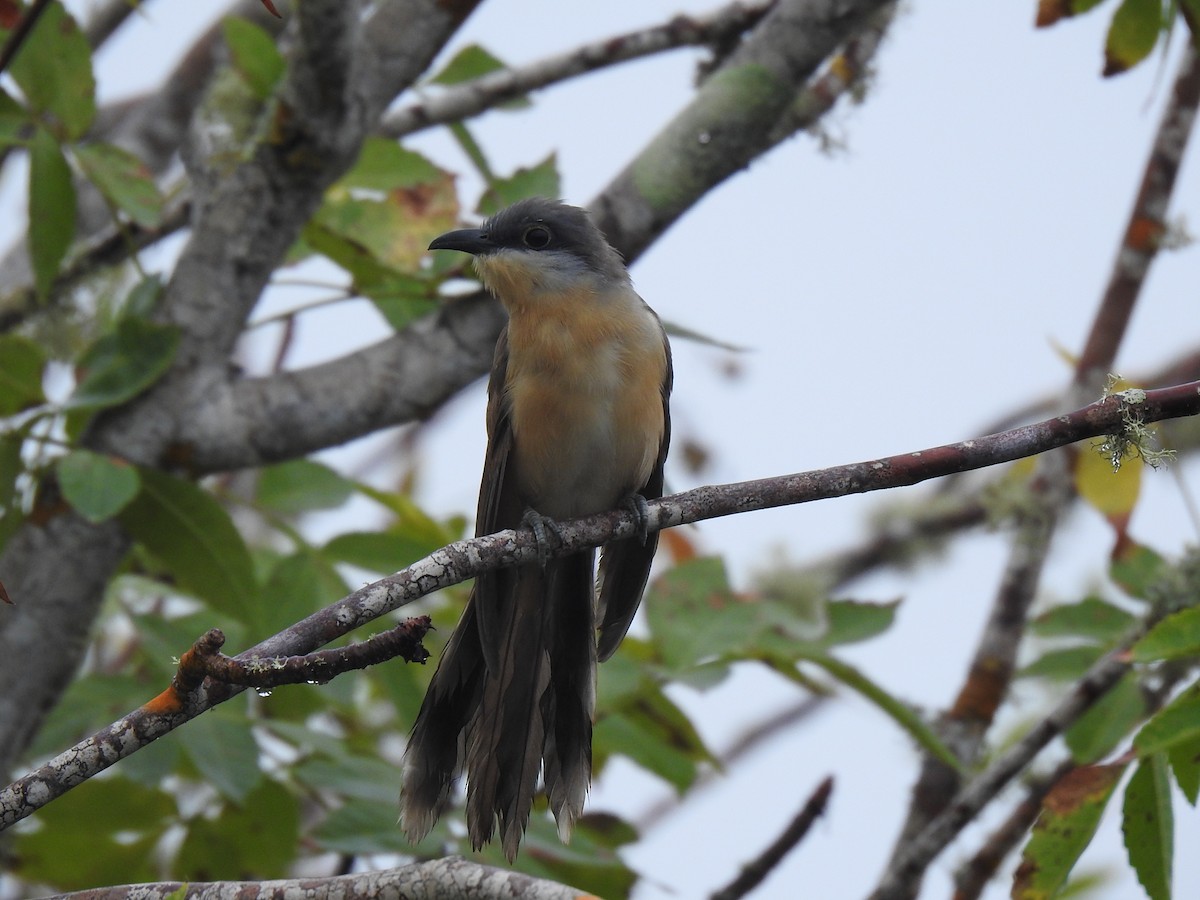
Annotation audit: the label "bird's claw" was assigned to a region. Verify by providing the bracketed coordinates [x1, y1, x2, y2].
[622, 493, 652, 545]
[522, 508, 564, 568]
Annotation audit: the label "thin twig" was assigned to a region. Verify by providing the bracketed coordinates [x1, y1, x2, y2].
[169, 618, 432, 696]
[636, 696, 826, 832]
[1, 382, 1198, 829]
[381, 1, 775, 138]
[711, 776, 834, 900]
[1077, 43, 1200, 385]
[867, 595, 1176, 900]
[950, 760, 1075, 900]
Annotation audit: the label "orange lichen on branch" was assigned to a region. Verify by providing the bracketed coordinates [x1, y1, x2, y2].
[949, 658, 1010, 725]
[1124, 215, 1165, 253]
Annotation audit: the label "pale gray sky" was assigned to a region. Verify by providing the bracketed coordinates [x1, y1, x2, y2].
[68, 1, 1200, 897]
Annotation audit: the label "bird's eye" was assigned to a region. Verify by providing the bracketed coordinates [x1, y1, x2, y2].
[523, 225, 552, 249]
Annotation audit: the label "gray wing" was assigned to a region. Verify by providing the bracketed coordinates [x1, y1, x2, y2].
[595, 333, 673, 662]
[472, 327, 526, 673]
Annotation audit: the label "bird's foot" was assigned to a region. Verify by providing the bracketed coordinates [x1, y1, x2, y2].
[521, 508, 565, 568]
[621, 493, 652, 545]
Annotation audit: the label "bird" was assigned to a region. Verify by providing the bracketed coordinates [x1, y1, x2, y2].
[401, 197, 672, 861]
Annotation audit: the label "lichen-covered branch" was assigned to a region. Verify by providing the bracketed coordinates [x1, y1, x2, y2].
[3, 382, 1195, 829]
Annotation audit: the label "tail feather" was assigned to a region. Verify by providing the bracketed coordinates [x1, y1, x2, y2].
[402, 554, 597, 861]
[465, 565, 550, 858]
[400, 602, 486, 845]
[542, 551, 596, 839]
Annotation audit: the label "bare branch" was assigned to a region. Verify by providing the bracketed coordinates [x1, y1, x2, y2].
[1077, 43, 1200, 386]
[710, 776, 834, 900]
[595, 0, 894, 261]
[173, 3, 895, 474]
[54, 859, 586, 900]
[381, 0, 775, 137]
[172, 619, 432, 694]
[3, 382, 1196, 830]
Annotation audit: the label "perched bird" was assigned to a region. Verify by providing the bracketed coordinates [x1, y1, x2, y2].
[401, 198, 672, 861]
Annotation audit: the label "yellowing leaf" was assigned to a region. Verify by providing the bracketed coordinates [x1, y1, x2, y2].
[1076, 436, 1141, 518]
[1014, 763, 1128, 899]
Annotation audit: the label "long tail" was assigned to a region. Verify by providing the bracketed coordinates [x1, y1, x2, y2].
[400, 551, 596, 861]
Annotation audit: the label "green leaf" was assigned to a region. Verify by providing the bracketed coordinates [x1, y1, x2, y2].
[505, 814, 638, 900]
[337, 137, 443, 191]
[1111, 541, 1167, 600]
[0, 88, 29, 145]
[1110, 541, 1167, 600]
[1104, 0, 1163, 76]
[477, 153, 560, 217]
[293, 754, 403, 801]
[222, 16, 284, 98]
[1122, 753, 1174, 900]
[324, 530, 437, 574]
[1014, 763, 1127, 899]
[28, 126, 76, 298]
[1019, 645, 1106, 681]
[820, 599, 900, 647]
[1065, 672, 1145, 763]
[1031, 597, 1135, 643]
[68, 316, 179, 410]
[175, 779, 298, 879]
[1135, 683, 1200, 757]
[800, 650, 964, 772]
[124, 273, 164, 318]
[255, 549, 347, 636]
[12, 777, 172, 889]
[75, 142, 164, 228]
[314, 798, 414, 854]
[10, 1, 95, 138]
[644, 557, 756, 672]
[594, 706, 706, 793]
[0, 334, 46, 414]
[181, 710, 263, 802]
[0, 431, 23, 510]
[1132, 606, 1200, 662]
[1167, 731, 1200, 804]
[594, 655, 716, 791]
[256, 459, 355, 515]
[431, 44, 508, 85]
[57, 449, 140, 523]
[118, 467, 257, 619]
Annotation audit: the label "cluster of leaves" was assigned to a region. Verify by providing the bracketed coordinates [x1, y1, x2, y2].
[1036, 0, 1200, 76]
[1005, 423, 1200, 900]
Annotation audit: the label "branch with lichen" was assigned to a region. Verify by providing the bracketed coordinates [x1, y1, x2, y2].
[2, 380, 1197, 831]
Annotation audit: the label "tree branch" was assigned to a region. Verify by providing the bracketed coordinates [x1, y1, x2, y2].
[594, 0, 893, 260]
[1077, 43, 1200, 385]
[710, 776, 834, 900]
[381, 0, 775, 138]
[172, 0, 894, 474]
[866, 545, 1194, 900]
[3, 382, 1196, 829]
[874, 41, 1200, 897]
[54, 859, 586, 900]
[0, 0, 477, 776]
